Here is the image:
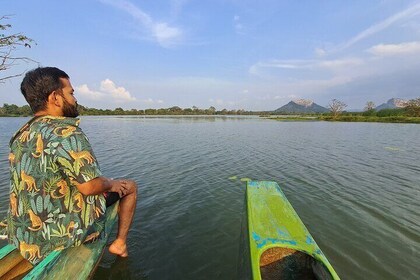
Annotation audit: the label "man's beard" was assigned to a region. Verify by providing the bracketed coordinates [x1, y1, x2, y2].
[62, 99, 79, 118]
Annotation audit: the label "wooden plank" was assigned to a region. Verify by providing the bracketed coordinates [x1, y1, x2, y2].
[22, 251, 61, 280]
[0, 249, 24, 278]
[246, 181, 340, 280]
[41, 201, 119, 279]
[23, 201, 119, 280]
[0, 258, 33, 280]
[42, 241, 107, 279]
[0, 201, 119, 280]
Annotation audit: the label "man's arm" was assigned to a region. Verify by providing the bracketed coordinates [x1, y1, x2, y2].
[76, 177, 129, 197]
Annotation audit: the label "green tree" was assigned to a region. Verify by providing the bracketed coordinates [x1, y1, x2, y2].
[169, 106, 182, 114]
[183, 108, 193, 114]
[1, 15, 35, 82]
[18, 104, 31, 116]
[405, 98, 420, 117]
[376, 108, 405, 117]
[207, 106, 216, 115]
[2, 103, 19, 115]
[145, 108, 156, 115]
[362, 101, 376, 116]
[114, 107, 124, 115]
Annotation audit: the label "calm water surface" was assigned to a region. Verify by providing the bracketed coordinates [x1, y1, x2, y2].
[0, 116, 419, 279]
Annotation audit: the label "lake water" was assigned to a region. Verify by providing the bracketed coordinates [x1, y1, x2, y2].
[0, 116, 419, 279]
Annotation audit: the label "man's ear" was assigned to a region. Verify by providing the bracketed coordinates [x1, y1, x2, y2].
[48, 91, 62, 107]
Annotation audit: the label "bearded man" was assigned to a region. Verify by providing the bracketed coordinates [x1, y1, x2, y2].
[3, 67, 137, 265]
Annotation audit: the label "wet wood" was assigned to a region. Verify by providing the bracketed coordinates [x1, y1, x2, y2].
[0, 202, 119, 280]
[0, 258, 33, 280]
[260, 250, 318, 280]
[259, 247, 296, 266]
[0, 249, 22, 278]
[0, 248, 32, 280]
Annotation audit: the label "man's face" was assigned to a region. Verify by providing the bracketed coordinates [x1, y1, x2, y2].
[59, 78, 79, 118]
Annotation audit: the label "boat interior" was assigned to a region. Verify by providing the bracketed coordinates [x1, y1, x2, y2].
[0, 248, 32, 280]
[259, 247, 333, 280]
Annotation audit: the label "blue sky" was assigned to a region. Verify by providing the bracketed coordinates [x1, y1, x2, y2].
[1, 0, 420, 110]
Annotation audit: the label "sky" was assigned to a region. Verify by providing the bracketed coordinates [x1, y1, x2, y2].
[1, 0, 420, 111]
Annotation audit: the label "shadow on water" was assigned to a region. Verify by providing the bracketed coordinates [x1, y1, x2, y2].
[93, 254, 148, 280]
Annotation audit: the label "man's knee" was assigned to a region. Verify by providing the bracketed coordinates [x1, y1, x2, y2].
[126, 179, 138, 197]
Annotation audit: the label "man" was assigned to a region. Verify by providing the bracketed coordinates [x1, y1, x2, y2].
[3, 67, 137, 265]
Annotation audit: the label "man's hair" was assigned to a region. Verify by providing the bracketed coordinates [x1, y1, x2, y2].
[20, 67, 69, 113]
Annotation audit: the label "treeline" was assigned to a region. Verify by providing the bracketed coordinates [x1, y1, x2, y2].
[0, 103, 264, 116]
[78, 105, 261, 116]
[334, 98, 420, 118]
[2, 99, 419, 118]
[0, 103, 32, 116]
[317, 99, 420, 123]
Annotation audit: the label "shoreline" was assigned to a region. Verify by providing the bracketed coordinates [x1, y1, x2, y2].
[267, 115, 420, 124]
[2, 114, 420, 123]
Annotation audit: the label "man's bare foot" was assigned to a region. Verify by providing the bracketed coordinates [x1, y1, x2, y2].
[109, 239, 128, 257]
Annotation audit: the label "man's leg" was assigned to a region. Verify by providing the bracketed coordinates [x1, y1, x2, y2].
[109, 180, 138, 257]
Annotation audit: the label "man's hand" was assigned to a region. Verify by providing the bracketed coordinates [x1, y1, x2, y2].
[76, 177, 137, 197]
[109, 179, 137, 198]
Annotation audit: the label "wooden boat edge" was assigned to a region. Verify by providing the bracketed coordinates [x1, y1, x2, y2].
[246, 180, 340, 280]
[0, 201, 119, 280]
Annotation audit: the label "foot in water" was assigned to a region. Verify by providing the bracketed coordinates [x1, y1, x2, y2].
[109, 239, 128, 257]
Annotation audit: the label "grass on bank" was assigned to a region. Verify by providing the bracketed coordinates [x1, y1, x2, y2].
[268, 108, 420, 123]
[318, 115, 420, 123]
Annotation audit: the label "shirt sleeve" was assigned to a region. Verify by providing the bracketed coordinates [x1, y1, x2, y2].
[56, 127, 102, 184]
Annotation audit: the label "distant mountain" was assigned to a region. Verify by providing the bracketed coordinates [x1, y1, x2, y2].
[376, 98, 408, 111]
[275, 99, 329, 114]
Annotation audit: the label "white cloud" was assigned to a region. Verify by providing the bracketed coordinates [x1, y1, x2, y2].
[278, 77, 353, 95]
[248, 3, 420, 101]
[153, 22, 182, 45]
[368, 41, 420, 56]
[100, 79, 136, 101]
[315, 48, 327, 57]
[249, 58, 364, 75]
[318, 58, 364, 69]
[209, 98, 236, 106]
[76, 84, 104, 100]
[76, 79, 136, 102]
[273, 95, 299, 100]
[100, 0, 184, 47]
[334, 2, 420, 52]
[140, 98, 164, 104]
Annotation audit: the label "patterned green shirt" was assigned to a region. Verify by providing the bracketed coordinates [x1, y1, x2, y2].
[4, 115, 106, 265]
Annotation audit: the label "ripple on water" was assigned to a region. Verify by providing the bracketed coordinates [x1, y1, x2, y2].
[1, 117, 419, 279]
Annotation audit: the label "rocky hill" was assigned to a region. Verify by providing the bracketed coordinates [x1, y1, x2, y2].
[376, 98, 408, 111]
[275, 99, 329, 114]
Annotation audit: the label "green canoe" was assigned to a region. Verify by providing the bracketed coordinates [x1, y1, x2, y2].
[239, 181, 340, 280]
[0, 201, 119, 280]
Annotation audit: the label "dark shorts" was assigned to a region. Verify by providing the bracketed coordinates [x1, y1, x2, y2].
[104, 192, 120, 207]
